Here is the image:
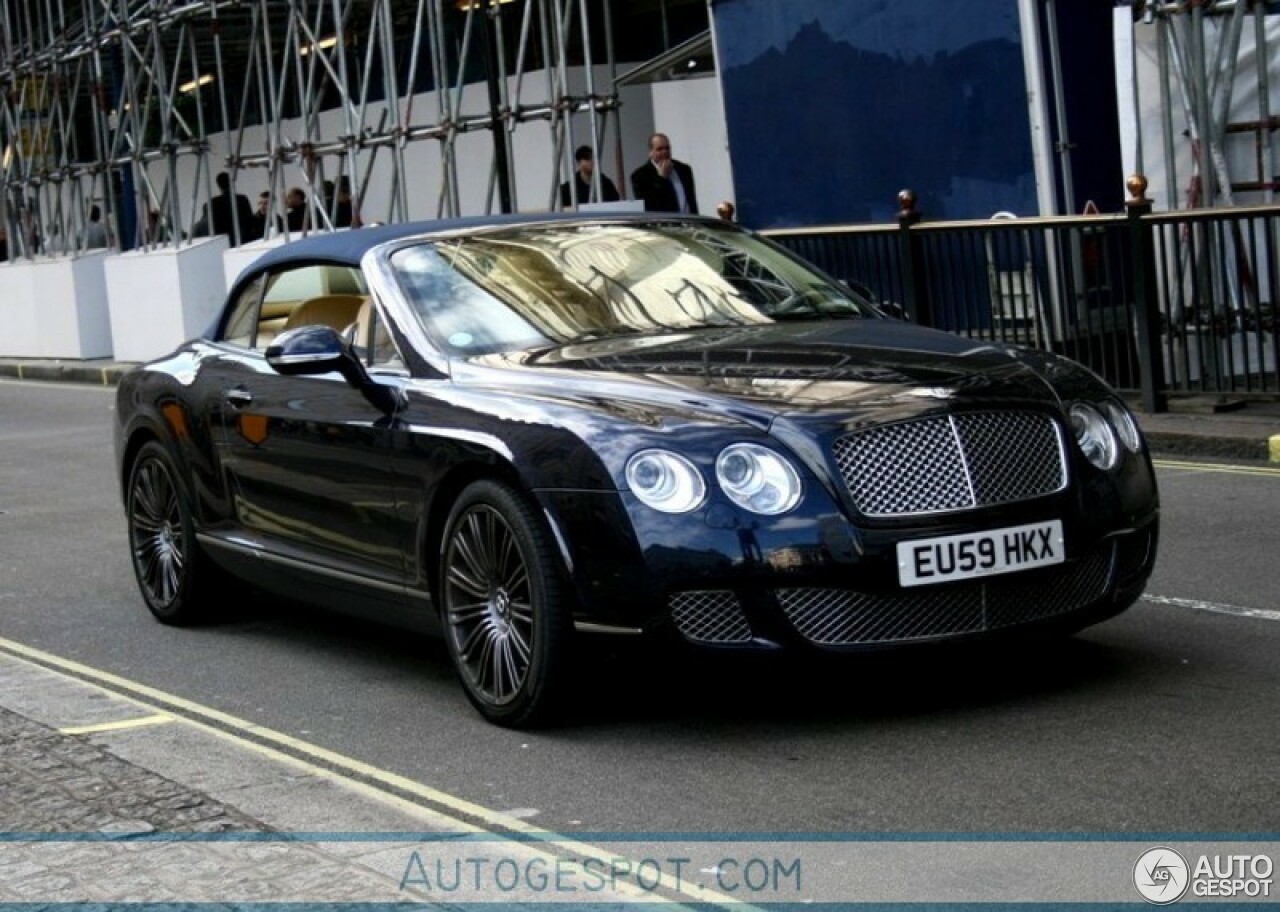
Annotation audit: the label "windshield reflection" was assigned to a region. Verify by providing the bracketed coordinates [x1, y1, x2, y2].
[390, 222, 875, 356]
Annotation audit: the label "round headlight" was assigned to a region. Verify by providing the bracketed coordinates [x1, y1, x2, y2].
[1069, 403, 1119, 470]
[715, 443, 802, 515]
[1101, 399, 1142, 453]
[625, 449, 706, 513]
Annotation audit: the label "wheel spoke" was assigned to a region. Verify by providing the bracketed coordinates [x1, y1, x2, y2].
[480, 510, 501, 574]
[132, 513, 163, 534]
[489, 635, 508, 698]
[134, 467, 162, 522]
[506, 619, 532, 665]
[501, 560, 528, 600]
[457, 618, 492, 663]
[496, 529, 518, 582]
[447, 600, 490, 625]
[135, 542, 161, 592]
[450, 516, 492, 594]
[160, 488, 180, 526]
[158, 555, 177, 603]
[446, 562, 489, 600]
[473, 630, 497, 692]
[508, 598, 534, 625]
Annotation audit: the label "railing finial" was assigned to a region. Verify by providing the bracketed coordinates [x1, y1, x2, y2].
[897, 188, 917, 220]
[1125, 173, 1150, 207]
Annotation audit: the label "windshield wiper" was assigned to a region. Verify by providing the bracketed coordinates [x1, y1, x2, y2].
[766, 287, 863, 320]
[562, 326, 648, 344]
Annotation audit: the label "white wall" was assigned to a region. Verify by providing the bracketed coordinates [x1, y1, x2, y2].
[650, 77, 735, 217]
[1117, 11, 1280, 211]
[140, 65, 723, 232]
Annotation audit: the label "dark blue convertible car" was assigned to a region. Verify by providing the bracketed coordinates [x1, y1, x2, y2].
[114, 214, 1159, 726]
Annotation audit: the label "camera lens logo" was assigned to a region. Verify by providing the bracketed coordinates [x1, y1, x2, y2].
[1134, 847, 1190, 904]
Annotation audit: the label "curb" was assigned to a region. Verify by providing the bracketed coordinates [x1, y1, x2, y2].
[0, 361, 133, 386]
[1142, 430, 1274, 463]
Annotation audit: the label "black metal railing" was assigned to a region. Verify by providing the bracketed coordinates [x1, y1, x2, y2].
[764, 178, 1280, 412]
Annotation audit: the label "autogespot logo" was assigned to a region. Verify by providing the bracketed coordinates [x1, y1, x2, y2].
[1134, 847, 1190, 904]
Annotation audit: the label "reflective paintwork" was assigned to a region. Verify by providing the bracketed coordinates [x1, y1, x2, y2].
[114, 213, 1159, 666]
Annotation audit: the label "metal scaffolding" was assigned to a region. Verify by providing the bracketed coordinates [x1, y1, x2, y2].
[0, 0, 622, 259]
[1128, 0, 1278, 368]
[1138, 0, 1277, 209]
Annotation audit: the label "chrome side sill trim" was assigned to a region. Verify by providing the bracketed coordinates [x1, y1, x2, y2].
[574, 621, 644, 635]
[197, 532, 407, 597]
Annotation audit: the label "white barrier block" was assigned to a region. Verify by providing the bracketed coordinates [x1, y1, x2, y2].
[29, 252, 115, 359]
[0, 261, 40, 357]
[105, 237, 229, 363]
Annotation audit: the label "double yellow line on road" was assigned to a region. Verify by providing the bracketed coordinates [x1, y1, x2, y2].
[1153, 458, 1280, 478]
[0, 634, 740, 908]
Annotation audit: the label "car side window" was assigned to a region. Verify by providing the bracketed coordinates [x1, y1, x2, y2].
[362, 303, 406, 372]
[220, 276, 266, 349]
[224, 262, 394, 363]
[234, 264, 369, 352]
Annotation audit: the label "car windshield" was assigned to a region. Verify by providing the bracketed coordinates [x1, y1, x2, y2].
[388, 221, 877, 356]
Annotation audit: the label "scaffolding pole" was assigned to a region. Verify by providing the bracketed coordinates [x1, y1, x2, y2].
[0, 0, 621, 260]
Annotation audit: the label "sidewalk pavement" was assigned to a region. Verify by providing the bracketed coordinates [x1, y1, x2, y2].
[3, 356, 1278, 462]
[0, 648, 514, 905]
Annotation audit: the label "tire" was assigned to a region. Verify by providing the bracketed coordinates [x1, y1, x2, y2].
[125, 440, 222, 625]
[439, 480, 572, 728]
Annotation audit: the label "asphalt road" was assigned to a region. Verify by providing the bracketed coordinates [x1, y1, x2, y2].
[2, 379, 1278, 834]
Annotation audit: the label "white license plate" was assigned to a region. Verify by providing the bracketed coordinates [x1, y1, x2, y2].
[897, 520, 1065, 588]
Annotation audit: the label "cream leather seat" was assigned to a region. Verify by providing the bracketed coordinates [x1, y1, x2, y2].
[282, 293, 368, 332]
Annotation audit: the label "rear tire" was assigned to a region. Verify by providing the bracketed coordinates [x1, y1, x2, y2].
[439, 480, 572, 728]
[126, 441, 223, 625]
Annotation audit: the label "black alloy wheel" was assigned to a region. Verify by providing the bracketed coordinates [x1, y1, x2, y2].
[440, 480, 571, 727]
[126, 441, 217, 625]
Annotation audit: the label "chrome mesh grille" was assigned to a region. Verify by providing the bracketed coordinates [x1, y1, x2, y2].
[669, 590, 753, 644]
[832, 412, 1066, 517]
[778, 544, 1114, 646]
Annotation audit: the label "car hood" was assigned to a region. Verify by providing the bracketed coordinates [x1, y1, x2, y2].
[457, 320, 1076, 431]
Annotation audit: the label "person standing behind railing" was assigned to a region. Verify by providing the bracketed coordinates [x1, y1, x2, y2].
[560, 145, 620, 209]
[630, 132, 698, 215]
[191, 172, 254, 246]
[85, 204, 110, 249]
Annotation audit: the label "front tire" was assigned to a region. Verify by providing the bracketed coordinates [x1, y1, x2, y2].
[439, 480, 572, 727]
[126, 441, 220, 625]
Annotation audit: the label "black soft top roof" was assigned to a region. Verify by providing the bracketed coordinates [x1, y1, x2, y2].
[238, 210, 712, 275]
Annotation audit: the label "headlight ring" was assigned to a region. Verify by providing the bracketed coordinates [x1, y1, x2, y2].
[715, 443, 802, 515]
[1100, 399, 1143, 453]
[625, 449, 706, 513]
[1069, 403, 1119, 470]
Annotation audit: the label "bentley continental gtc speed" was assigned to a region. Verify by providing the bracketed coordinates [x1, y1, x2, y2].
[114, 215, 1159, 726]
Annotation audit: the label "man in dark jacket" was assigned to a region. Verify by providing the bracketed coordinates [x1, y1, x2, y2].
[560, 145, 620, 209]
[192, 172, 254, 245]
[629, 132, 698, 214]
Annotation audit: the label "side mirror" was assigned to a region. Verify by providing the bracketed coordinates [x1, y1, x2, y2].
[265, 325, 350, 376]
[265, 325, 400, 413]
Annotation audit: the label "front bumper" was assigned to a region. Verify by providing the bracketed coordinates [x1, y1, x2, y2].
[537, 483, 1159, 652]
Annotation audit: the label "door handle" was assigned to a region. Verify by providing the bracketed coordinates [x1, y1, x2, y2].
[224, 387, 253, 408]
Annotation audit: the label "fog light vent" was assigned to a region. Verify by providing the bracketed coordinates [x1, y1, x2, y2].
[669, 590, 752, 644]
